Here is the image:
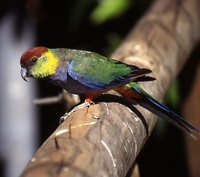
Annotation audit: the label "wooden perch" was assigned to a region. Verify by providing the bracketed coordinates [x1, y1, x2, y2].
[183, 63, 200, 177]
[21, 0, 200, 176]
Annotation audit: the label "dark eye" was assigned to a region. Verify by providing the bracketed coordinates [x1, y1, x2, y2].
[31, 57, 37, 62]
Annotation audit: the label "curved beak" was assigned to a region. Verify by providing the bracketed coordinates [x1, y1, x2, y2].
[21, 67, 28, 82]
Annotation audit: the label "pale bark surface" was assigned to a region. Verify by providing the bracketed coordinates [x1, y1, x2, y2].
[21, 0, 200, 177]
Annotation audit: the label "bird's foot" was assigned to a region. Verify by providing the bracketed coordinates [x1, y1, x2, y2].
[59, 101, 95, 124]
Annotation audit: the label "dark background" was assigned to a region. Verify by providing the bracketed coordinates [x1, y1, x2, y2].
[0, 0, 199, 177]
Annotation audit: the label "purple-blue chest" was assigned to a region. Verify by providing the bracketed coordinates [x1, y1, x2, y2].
[48, 65, 95, 94]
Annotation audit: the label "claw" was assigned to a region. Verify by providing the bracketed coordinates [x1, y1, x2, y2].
[59, 101, 95, 123]
[84, 99, 95, 106]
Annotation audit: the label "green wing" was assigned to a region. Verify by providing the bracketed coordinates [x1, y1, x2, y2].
[68, 51, 148, 90]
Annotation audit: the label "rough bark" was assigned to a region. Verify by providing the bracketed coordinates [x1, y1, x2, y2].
[20, 0, 200, 177]
[183, 63, 200, 177]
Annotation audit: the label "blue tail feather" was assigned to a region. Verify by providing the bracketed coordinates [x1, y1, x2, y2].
[130, 85, 200, 138]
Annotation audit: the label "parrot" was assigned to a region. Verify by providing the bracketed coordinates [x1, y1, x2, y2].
[20, 47, 200, 138]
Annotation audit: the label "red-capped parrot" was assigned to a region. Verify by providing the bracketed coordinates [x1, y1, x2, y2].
[20, 47, 200, 138]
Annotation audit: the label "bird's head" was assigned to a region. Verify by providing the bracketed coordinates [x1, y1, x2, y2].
[20, 47, 59, 81]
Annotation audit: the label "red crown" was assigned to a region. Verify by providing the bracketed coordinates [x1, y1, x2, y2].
[20, 47, 48, 67]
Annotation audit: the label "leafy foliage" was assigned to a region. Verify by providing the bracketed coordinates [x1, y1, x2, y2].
[165, 81, 180, 108]
[90, 0, 132, 24]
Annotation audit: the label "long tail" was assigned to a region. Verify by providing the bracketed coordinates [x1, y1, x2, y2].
[116, 82, 200, 139]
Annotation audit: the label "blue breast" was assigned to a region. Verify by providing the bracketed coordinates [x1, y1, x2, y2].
[48, 65, 96, 94]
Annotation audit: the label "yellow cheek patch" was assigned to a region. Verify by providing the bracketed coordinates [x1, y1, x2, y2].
[32, 50, 59, 78]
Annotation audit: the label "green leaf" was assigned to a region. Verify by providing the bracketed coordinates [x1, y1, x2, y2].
[165, 81, 180, 108]
[90, 0, 131, 24]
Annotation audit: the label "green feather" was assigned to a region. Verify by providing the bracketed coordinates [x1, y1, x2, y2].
[128, 82, 153, 98]
[52, 48, 132, 84]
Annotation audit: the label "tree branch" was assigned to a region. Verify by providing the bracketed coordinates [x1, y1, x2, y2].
[21, 0, 200, 176]
[183, 63, 200, 177]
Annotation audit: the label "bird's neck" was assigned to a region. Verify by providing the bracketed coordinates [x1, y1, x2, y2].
[47, 48, 79, 85]
[51, 48, 78, 60]
[49, 58, 67, 82]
